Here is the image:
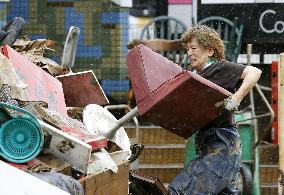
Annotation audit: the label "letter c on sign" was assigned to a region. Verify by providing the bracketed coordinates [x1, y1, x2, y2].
[259, 9, 284, 34]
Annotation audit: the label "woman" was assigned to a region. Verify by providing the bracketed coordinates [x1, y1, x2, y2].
[168, 25, 261, 194]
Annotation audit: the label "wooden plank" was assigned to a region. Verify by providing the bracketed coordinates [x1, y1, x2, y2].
[279, 53, 284, 193]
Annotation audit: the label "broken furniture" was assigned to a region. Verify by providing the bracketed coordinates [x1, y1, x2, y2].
[126, 44, 232, 139]
[0, 45, 95, 173]
[0, 28, 133, 194]
[56, 70, 109, 107]
[0, 43, 128, 175]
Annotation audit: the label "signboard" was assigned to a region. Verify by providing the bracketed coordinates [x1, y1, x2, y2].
[197, 1, 284, 52]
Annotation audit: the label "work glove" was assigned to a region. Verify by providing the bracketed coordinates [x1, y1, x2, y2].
[215, 95, 240, 112]
[223, 95, 241, 112]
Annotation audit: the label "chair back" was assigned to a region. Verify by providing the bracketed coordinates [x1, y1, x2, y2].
[140, 16, 187, 40]
[128, 39, 189, 70]
[197, 16, 243, 63]
[138, 16, 189, 69]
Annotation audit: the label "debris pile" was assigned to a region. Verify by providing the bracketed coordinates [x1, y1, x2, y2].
[0, 17, 133, 195]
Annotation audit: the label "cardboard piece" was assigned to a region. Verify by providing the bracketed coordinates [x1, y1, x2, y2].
[79, 162, 129, 195]
[2, 45, 67, 115]
[126, 45, 232, 139]
[56, 70, 109, 107]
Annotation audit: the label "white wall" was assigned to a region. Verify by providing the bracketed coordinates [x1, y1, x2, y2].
[168, 4, 192, 27]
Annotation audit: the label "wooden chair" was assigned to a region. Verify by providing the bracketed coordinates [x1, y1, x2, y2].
[128, 39, 189, 70]
[197, 16, 243, 63]
[137, 16, 189, 69]
[140, 16, 188, 40]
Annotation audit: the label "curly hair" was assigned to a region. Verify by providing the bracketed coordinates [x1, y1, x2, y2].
[181, 25, 225, 61]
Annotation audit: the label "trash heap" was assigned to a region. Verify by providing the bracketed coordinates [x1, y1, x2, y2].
[0, 17, 132, 195]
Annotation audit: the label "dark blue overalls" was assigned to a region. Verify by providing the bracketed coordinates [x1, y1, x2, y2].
[168, 126, 241, 195]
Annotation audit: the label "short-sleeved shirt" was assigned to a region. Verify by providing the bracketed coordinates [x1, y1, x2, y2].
[198, 60, 246, 128]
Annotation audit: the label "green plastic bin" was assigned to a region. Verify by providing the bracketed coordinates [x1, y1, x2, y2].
[184, 111, 253, 164]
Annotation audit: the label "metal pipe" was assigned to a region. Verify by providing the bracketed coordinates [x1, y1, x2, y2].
[258, 84, 271, 91]
[255, 84, 275, 141]
[105, 106, 139, 139]
[236, 113, 272, 124]
[104, 104, 139, 141]
[278, 53, 284, 195]
[255, 84, 275, 125]
[61, 26, 80, 68]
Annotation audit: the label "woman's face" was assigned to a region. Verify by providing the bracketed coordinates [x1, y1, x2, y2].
[186, 38, 214, 72]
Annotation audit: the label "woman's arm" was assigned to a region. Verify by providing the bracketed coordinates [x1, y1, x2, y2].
[224, 65, 262, 111]
[234, 66, 262, 102]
